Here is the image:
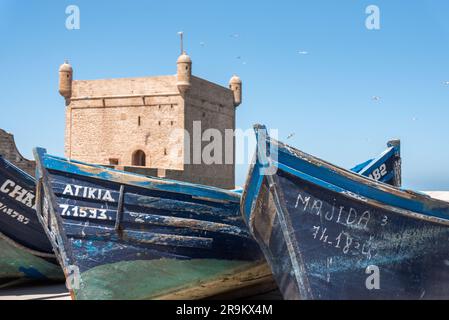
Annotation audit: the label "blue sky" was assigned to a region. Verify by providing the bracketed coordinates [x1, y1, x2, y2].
[0, 0, 448, 190]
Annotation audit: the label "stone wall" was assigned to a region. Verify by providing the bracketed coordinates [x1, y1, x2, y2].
[0, 129, 35, 176]
[66, 76, 185, 170]
[64, 75, 237, 189]
[183, 77, 236, 189]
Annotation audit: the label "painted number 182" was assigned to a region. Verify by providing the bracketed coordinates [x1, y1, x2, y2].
[369, 164, 387, 181]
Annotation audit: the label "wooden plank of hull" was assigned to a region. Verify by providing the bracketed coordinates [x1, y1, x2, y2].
[34, 148, 274, 300]
[242, 125, 449, 300]
[0, 156, 62, 280]
[156, 263, 275, 300]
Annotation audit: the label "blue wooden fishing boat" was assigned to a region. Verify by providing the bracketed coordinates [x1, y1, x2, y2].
[33, 148, 275, 300]
[242, 124, 449, 300]
[0, 156, 63, 281]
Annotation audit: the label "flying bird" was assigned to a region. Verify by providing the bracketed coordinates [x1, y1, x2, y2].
[371, 96, 381, 101]
[287, 133, 295, 140]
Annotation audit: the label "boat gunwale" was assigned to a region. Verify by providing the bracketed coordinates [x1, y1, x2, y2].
[38, 149, 240, 204]
[242, 124, 449, 231]
[0, 155, 36, 188]
[241, 127, 407, 226]
[272, 161, 449, 226]
[270, 132, 448, 208]
[242, 125, 449, 230]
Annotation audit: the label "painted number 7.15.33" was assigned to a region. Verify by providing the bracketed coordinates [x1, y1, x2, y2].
[58, 204, 110, 220]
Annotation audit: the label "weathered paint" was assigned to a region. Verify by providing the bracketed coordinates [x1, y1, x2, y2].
[0, 156, 63, 280]
[74, 259, 268, 300]
[241, 125, 449, 300]
[351, 139, 401, 187]
[33, 148, 275, 300]
[0, 237, 62, 281]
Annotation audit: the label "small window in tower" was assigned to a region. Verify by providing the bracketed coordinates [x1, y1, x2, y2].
[138, 116, 141, 126]
[164, 148, 168, 156]
[202, 112, 206, 118]
[109, 158, 119, 166]
[171, 121, 174, 126]
[158, 121, 161, 126]
[132, 150, 146, 167]
[171, 104, 174, 109]
[186, 66, 189, 70]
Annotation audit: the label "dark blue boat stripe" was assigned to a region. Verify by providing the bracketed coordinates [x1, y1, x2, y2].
[53, 194, 246, 228]
[53, 201, 251, 238]
[49, 177, 239, 214]
[273, 142, 449, 218]
[275, 161, 449, 225]
[62, 222, 214, 249]
[43, 156, 240, 203]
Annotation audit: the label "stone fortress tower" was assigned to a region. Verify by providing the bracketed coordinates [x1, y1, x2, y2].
[59, 48, 242, 189]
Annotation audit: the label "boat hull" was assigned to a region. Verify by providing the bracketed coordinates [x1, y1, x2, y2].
[242, 125, 449, 300]
[35, 149, 274, 300]
[0, 156, 63, 280]
[250, 169, 449, 299]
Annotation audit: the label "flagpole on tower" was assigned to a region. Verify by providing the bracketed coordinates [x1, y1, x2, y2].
[178, 31, 184, 54]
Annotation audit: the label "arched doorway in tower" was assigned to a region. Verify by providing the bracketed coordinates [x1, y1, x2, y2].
[132, 150, 146, 167]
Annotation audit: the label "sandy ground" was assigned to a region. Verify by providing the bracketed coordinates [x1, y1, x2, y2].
[0, 279, 282, 300]
[423, 191, 449, 202]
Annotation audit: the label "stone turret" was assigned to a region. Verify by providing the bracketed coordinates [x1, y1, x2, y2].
[59, 60, 73, 104]
[176, 52, 192, 95]
[229, 75, 242, 107]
